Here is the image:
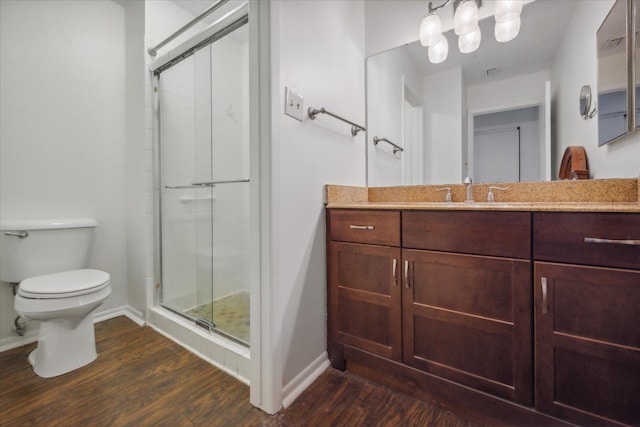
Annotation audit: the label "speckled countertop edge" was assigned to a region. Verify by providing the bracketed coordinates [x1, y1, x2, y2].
[325, 178, 640, 213]
[324, 201, 640, 212]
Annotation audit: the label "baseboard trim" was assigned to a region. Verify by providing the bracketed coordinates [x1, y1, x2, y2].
[94, 305, 146, 326]
[0, 329, 40, 353]
[0, 305, 145, 353]
[282, 352, 330, 408]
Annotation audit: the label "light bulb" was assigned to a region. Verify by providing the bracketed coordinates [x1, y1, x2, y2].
[454, 0, 479, 35]
[458, 26, 481, 53]
[494, 0, 523, 23]
[428, 35, 449, 64]
[420, 13, 443, 47]
[495, 16, 520, 42]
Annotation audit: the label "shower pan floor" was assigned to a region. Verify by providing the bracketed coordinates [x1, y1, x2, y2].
[187, 291, 250, 345]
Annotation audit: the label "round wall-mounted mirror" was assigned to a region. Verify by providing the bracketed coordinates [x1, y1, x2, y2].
[580, 85, 596, 119]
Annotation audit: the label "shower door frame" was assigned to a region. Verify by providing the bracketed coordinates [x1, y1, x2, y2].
[149, 0, 279, 413]
[154, 13, 250, 345]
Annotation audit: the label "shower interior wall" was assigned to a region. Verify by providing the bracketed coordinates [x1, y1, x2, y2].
[156, 13, 250, 318]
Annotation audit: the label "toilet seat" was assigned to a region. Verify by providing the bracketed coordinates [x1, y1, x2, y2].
[19, 269, 110, 299]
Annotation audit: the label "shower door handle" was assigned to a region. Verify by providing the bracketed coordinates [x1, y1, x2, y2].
[165, 178, 250, 189]
[192, 178, 250, 186]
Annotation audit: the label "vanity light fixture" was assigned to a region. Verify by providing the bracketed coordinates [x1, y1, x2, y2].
[420, 0, 524, 63]
[494, 0, 523, 42]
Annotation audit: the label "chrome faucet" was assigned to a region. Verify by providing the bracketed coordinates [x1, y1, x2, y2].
[463, 176, 474, 202]
[487, 186, 509, 202]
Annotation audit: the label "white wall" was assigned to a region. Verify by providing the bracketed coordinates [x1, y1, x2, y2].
[0, 1, 127, 342]
[423, 67, 464, 184]
[124, 0, 148, 319]
[367, 46, 423, 186]
[271, 0, 366, 396]
[467, 70, 550, 113]
[552, 0, 640, 179]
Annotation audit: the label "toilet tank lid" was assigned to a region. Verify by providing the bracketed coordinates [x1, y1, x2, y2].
[0, 218, 97, 231]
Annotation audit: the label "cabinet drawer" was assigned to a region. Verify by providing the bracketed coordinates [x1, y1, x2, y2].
[534, 212, 640, 269]
[328, 209, 400, 246]
[403, 211, 531, 258]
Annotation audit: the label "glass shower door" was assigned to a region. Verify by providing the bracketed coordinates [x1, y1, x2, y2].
[158, 22, 250, 346]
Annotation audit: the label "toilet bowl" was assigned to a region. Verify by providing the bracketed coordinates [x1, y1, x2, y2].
[0, 218, 111, 378]
[15, 269, 111, 378]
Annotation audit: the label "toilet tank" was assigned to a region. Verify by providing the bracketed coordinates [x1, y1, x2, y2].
[0, 218, 97, 283]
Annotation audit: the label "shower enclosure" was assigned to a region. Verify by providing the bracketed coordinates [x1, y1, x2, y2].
[155, 17, 250, 345]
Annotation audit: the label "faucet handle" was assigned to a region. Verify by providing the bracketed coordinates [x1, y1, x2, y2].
[435, 187, 452, 202]
[487, 186, 509, 202]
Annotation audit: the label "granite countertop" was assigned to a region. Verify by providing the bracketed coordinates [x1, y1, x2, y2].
[325, 201, 640, 212]
[325, 178, 640, 213]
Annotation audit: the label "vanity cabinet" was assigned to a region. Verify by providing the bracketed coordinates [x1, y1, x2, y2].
[327, 209, 533, 405]
[327, 208, 640, 426]
[327, 210, 402, 368]
[328, 241, 402, 365]
[533, 212, 640, 426]
[401, 211, 532, 405]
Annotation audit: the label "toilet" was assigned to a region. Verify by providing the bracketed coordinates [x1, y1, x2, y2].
[0, 218, 111, 378]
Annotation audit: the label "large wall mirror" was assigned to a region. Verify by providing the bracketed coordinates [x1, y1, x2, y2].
[366, 0, 633, 187]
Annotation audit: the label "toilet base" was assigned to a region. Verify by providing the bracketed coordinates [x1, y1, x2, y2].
[29, 314, 98, 378]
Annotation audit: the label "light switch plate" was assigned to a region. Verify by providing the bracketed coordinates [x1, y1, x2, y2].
[284, 87, 304, 122]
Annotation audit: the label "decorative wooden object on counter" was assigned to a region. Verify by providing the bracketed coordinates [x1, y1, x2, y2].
[557, 146, 589, 180]
[326, 206, 640, 427]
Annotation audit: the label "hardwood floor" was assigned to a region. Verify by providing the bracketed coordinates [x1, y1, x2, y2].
[0, 316, 478, 426]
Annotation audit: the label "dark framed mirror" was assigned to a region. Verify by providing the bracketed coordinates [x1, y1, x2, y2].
[597, 0, 629, 146]
[635, 0, 640, 130]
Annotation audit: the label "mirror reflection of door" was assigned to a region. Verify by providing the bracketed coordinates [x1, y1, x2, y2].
[403, 84, 423, 185]
[473, 106, 541, 183]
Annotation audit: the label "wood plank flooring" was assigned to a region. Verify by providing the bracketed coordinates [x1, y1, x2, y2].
[0, 316, 478, 426]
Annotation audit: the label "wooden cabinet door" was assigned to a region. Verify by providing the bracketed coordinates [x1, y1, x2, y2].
[535, 262, 640, 426]
[402, 249, 533, 405]
[328, 242, 402, 364]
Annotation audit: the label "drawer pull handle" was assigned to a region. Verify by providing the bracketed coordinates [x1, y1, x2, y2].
[541, 277, 548, 314]
[392, 259, 398, 286]
[350, 225, 374, 230]
[584, 237, 640, 246]
[404, 260, 410, 288]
